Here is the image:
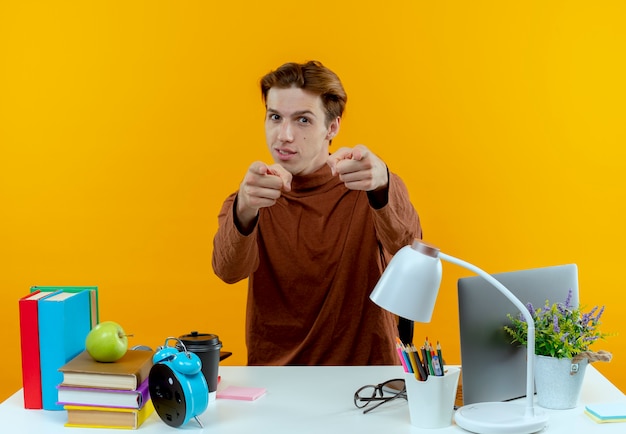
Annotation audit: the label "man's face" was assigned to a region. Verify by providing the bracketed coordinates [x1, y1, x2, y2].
[265, 87, 340, 176]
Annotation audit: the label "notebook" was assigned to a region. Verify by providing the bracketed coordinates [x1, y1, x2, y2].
[457, 264, 579, 405]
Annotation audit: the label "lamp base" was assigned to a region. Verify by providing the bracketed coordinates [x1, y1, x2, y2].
[454, 402, 548, 434]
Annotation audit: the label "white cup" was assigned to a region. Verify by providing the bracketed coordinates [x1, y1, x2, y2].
[404, 366, 461, 429]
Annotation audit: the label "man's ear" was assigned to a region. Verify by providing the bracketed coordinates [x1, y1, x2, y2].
[327, 117, 341, 140]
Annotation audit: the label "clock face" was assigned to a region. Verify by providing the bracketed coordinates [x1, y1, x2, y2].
[149, 363, 188, 427]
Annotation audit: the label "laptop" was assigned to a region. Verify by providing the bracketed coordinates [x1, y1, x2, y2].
[457, 264, 579, 405]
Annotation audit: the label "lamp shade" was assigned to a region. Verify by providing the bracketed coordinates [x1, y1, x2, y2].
[370, 240, 442, 322]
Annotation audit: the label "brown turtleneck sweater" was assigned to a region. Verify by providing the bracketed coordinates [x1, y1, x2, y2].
[212, 164, 421, 365]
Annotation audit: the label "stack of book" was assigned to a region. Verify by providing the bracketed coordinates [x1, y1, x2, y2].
[18, 286, 98, 410]
[57, 349, 155, 429]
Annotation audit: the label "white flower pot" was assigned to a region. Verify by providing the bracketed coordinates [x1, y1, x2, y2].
[534, 354, 588, 409]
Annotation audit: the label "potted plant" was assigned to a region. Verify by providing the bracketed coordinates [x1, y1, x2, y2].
[504, 289, 612, 409]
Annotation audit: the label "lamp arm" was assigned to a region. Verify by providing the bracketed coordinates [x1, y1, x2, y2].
[439, 252, 537, 417]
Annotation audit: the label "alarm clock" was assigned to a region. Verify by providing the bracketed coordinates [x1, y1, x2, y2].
[148, 337, 209, 427]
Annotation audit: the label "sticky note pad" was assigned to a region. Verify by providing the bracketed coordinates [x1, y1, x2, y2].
[585, 403, 626, 423]
[217, 386, 267, 401]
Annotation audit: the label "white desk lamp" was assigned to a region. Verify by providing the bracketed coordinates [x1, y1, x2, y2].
[370, 239, 548, 434]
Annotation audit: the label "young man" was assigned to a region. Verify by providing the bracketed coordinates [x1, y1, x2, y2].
[212, 61, 421, 365]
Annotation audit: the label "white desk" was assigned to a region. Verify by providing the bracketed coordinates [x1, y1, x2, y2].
[1, 365, 624, 433]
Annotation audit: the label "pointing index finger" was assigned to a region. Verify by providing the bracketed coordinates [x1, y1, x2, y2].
[351, 146, 366, 161]
[250, 161, 272, 176]
[327, 148, 354, 175]
[266, 164, 292, 192]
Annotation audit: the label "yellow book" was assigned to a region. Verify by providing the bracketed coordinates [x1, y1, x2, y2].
[64, 400, 154, 429]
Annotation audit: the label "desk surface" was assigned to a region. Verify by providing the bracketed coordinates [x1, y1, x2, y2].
[1, 365, 625, 433]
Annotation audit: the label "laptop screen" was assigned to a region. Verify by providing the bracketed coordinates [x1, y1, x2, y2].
[457, 264, 579, 405]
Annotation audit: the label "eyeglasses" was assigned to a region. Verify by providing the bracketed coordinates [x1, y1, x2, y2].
[353, 378, 407, 414]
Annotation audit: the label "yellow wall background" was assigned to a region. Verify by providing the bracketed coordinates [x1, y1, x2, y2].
[1, 1, 624, 402]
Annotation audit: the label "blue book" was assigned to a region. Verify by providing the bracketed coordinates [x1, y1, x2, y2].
[31, 286, 99, 328]
[38, 290, 91, 410]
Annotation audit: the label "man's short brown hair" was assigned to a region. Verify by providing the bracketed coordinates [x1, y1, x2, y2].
[260, 61, 347, 126]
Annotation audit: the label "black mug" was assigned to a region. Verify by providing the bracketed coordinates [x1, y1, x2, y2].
[177, 331, 222, 394]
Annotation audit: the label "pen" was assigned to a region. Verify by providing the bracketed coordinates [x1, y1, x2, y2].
[402, 346, 414, 374]
[437, 341, 444, 366]
[429, 342, 442, 376]
[431, 350, 443, 376]
[420, 346, 431, 378]
[396, 342, 409, 373]
[406, 345, 421, 380]
[424, 342, 434, 376]
[411, 344, 428, 381]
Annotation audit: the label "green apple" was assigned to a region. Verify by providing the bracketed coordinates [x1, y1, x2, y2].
[85, 321, 129, 362]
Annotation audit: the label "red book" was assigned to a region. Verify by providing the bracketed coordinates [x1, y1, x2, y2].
[18, 290, 60, 409]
